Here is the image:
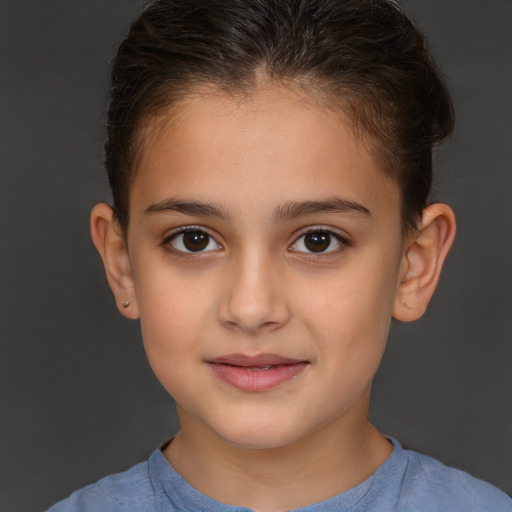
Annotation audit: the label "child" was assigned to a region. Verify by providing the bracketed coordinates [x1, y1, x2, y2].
[47, 0, 512, 510]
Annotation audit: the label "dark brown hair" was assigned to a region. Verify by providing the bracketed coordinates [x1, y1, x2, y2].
[106, 0, 454, 233]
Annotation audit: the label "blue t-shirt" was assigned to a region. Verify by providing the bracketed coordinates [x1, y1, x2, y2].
[47, 438, 511, 511]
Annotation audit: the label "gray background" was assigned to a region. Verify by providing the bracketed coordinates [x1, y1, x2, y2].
[1, 1, 511, 510]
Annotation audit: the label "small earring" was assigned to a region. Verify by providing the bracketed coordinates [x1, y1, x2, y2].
[122, 301, 130, 308]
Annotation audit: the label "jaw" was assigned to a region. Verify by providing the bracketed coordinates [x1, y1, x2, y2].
[165, 396, 391, 511]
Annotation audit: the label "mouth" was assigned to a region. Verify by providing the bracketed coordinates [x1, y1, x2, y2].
[206, 354, 309, 392]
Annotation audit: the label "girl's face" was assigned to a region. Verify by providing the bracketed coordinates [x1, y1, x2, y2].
[125, 85, 406, 449]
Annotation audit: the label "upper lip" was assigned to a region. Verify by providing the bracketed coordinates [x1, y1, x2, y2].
[206, 353, 307, 367]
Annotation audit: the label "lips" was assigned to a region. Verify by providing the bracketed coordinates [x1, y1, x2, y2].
[206, 354, 309, 392]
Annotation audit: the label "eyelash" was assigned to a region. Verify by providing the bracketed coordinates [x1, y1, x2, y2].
[289, 228, 349, 257]
[162, 226, 222, 257]
[162, 226, 349, 258]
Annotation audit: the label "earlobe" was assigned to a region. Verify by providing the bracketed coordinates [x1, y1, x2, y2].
[90, 203, 139, 319]
[393, 203, 456, 322]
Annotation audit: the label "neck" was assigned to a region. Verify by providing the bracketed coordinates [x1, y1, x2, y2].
[163, 400, 392, 512]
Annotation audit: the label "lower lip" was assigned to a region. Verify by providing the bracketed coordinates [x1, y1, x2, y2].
[207, 362, 308, 392]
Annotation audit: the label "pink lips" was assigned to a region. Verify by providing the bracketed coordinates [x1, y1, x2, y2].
[206, 354, 308, 392]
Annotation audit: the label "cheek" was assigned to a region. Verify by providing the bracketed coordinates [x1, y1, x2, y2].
[304, 263, 396, 327]
[138, 293, 207, 401]
[297, 256, 398, 363]
[134, 267, 213, 371]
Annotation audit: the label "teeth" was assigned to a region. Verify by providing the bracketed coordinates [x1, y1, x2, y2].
[250, 365, 273, 370]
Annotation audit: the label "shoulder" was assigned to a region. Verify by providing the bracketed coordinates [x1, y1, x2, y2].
[395, 444, 512, 512]
[46, 456, 158, 512]
[45, 447, 247, 512]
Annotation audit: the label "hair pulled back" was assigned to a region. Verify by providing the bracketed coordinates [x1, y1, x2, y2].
[106, 0, 454, 233]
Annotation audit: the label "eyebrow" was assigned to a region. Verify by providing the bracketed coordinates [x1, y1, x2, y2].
[145, 198, 230, 219]
[274, 196, 371, 220]
[144, 195, 371, 221]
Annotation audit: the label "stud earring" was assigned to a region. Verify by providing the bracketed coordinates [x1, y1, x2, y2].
[122, 301, 130, 308]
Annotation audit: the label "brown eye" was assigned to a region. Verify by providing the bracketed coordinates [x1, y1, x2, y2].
[183, 231, 209, 251]
[169, 229, 220, 253]
[304, 232, 331, 252]
[291, 230, 344, 254]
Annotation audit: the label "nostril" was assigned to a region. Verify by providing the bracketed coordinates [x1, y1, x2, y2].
[218, 300, 291, 333]
[217, 262, 292, 333]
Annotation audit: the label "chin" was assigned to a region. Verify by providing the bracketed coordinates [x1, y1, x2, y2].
[223, 432, 299, 451]
[211, 416, 307, 451]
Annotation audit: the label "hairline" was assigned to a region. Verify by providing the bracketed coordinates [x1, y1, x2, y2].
[116, 76, 413, 237]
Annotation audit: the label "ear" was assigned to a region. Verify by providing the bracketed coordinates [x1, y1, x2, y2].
[393, 203, 456, 322]
[90, 203, 139, 319]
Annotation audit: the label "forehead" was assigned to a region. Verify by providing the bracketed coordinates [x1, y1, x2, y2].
[130, 85, 399, 220]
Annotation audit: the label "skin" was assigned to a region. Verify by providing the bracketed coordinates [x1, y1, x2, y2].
[91, 84, 456, 512]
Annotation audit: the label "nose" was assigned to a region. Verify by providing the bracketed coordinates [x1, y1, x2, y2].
[218, 249, 291, 334]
